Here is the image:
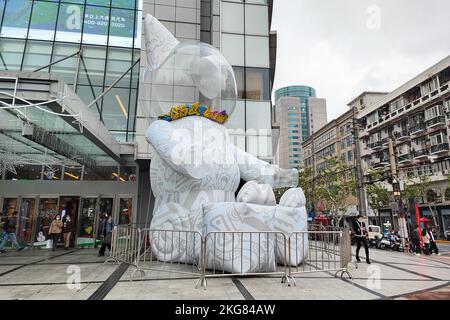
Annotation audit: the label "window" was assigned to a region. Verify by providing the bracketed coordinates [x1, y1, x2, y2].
[221, 2, 244, 34]
[421, 77, 439, 95]
[430, 131, 447, 146]
[245, 4, 268, 36]
[245, 68, 270, 100]
[347, 151, 353, 162]
[425, 104, 444, 121]
[222, 34, 245, 66]
[245, 36, 269, 68]
[21, 41, 53, 71]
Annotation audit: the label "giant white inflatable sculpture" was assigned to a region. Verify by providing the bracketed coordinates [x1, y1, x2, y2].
[143, 14, 308, 272]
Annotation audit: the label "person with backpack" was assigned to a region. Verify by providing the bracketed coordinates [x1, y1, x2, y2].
[0, 211, 24, 253]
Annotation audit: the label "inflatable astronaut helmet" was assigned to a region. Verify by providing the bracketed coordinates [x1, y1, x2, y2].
[142, 14, 237, 123]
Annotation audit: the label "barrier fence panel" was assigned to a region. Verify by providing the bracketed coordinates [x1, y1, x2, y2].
[106, 226, 354, 288]
[105, 225, 142, 267]
[131, 229, 203, 281]
[287, 229, 353, 286]
[200, 231, 290, 288]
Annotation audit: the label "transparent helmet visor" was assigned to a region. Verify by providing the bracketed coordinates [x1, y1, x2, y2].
[142, 42, 237, 123]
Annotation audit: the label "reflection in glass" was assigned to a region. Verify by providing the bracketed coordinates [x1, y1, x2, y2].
[63, 166, 82, 181]
[0, 38, 25, 70]
[246, 68, 270, 101]
[21, 41, 53, 71]
[19, 198, 36, 244]
[5, 164, 42, 180]
[77, 46, 106, 86]
[50, 43, 79, 85]
[101, 88, 130, 131]
[119, 166, 136, 182]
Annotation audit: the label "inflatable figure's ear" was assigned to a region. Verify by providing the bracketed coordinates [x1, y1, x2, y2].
[144, 14, 179, 72]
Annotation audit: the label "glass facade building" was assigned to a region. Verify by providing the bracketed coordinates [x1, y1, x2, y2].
[0, 0, 142, 142]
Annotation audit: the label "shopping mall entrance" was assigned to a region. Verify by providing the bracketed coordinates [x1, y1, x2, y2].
[1, 194, 135, 249]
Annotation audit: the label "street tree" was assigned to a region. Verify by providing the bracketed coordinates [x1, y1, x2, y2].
[314, 156, 356, 225]
[366, 183, 391, 226]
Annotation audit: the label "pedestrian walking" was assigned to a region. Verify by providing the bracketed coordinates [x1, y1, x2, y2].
[352, 214, 371, 264]
[98, 213, 115, 257]
[62, 215, 74, 250]
[0, 211, 24, 253]
[427, 227, 440, 255]
[411, 225, 421, 255]
[422, 227, 430, 255]
[48, 214, 63, 251]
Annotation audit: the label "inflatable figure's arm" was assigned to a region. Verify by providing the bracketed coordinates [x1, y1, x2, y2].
[231, 144, 298, 188]
[145, 120, 208, 179]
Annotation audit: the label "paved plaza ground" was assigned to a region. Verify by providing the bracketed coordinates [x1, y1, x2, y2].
[0, 245, 448, 300]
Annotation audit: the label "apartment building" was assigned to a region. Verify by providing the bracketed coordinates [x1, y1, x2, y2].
[356, 55, 450, 235]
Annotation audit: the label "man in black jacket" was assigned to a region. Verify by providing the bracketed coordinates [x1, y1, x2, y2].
[0, 211, 24, 253]
[352, 214, 371, 264]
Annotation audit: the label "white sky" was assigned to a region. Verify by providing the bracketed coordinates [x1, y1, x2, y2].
[271, 0, 450, 121]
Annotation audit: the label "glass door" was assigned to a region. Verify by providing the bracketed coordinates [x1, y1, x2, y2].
[19, 198, 36, 245]
[35, 198, 58, 247]
[77, 198, 97, 248]
[118, 197, 133, 225]
[96, 197, 114, 245]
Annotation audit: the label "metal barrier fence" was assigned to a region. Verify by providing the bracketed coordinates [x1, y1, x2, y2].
[106, 226, 354, 288]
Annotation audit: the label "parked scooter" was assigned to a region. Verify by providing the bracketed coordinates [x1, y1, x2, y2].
[377, 235, 391, 250]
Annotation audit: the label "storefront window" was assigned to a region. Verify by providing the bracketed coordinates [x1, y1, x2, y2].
[77, 198, 97, 247]
[2, 198, 18, 218]
[35, 198, 58, 246]
[118, 197, 132, 225]
[19, 198, 36, 244]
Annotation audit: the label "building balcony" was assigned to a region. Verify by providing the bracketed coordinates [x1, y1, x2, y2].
[430, 142, 449, 155]
[370, 141, 383, 150]
[360, 147, 373, 157]
[409, 123, 427, 136]
[426, 115, 446, 130]
[397, 154, 412, 164]
[393, 130, 410, 142]
[413, 149, 429, 160]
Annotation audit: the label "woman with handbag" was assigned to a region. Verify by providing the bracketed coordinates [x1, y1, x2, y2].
[48, 214, 63, 251]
